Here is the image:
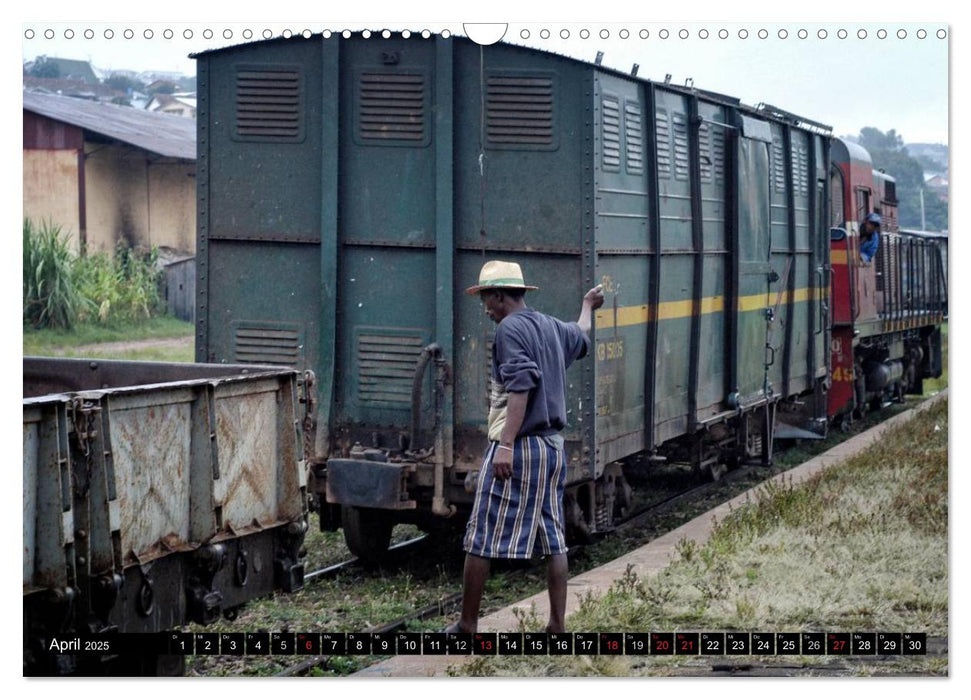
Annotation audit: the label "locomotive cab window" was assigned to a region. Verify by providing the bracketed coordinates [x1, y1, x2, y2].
[855, 187, 871, 223]
[830, 165, 845, 228]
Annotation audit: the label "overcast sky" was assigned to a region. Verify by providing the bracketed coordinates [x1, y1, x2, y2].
[21, 19, 949, 145]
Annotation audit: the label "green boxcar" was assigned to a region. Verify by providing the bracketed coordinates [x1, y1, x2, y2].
[194, 33, 830, 560]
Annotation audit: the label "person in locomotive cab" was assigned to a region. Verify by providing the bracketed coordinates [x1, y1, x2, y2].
[445, 260, 604, 635]
[859, 212, 882, 263]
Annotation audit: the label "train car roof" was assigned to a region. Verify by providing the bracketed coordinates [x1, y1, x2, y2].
[832, 137, 873, 166]
[191, 31, 831, 134]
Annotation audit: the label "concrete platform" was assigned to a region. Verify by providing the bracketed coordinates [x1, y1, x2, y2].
[356, 391, 947, 677]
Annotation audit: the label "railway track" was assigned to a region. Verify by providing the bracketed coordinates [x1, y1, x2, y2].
[189, 398, 925, 677]
[303, 535, 430, 582]
[274, 462, 772, 676]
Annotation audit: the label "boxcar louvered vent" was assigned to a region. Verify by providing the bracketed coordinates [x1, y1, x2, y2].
[357, 331, 424, 405]
[771, 137, 787, 193]
[233, 324, 302, 365]
[235, 68, 302, 140]
[672, 113, 690, 181]
[791, 142, 809, 195]
[486, 75, 554, 146]
[655, 109, 672, 179]
[358, 72, 426, 142]
[602, 96, 621, 170]
[625, 102, 644, 174]
[711, 124, 725, 184]
[699, 122, 712, 182]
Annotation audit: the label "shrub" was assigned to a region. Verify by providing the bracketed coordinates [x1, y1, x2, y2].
[23, 217, 167, 329]
[22, 219, 88, 329]
[74, 241, 165, 324]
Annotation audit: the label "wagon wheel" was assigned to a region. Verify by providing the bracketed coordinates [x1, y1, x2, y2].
[341, 505, 393, 565]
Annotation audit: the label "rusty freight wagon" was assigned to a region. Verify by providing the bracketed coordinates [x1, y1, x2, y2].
[192, 33, 832, 561]
[23, 358, 310, 674]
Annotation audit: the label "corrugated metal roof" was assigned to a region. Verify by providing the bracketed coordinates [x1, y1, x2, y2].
[22, 91, 195, 160]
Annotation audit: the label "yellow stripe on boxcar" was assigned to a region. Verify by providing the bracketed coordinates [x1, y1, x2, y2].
[594, 287, 825, 328]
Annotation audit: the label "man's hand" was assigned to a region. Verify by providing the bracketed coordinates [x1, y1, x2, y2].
[492, 444, 514, 481]
[494, 391, 528, 481]
[584, 284, 605, 310]
[578, 284, 605, 334]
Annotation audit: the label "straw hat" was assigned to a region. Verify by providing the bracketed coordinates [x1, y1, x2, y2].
[465, 260, 539, 295]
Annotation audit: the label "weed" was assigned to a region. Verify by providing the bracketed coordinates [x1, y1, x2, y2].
[675, 537, 697, 562]
[24, 217, 170, 335]
[511, 603, 542, 632]
[74, 241, 165, 324]
[23, 218, 87, 329]
[616, 563, 639, 595]
[641, 573, 676, 610]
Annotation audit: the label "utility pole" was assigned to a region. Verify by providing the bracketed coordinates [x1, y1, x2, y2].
[920, 187, 926, 230]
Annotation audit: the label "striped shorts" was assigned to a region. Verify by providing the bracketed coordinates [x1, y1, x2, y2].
[463, 435, 568, 559]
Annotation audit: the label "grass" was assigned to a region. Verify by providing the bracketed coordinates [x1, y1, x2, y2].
[72, 342, 195, 363]
[182, 524, 468, 677]
[23, 316, 194, 361]
[457, 396, 948, 677]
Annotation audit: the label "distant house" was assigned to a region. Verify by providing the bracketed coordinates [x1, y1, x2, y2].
[23, 76, 127, 103]
[145, 79, 180, 94]
[138, 70, 189, 86]
[25, 56, 99, 84]
[23, 91, 197, 255]
[924, 173, 948, 204]
[145, 93, 197, 119]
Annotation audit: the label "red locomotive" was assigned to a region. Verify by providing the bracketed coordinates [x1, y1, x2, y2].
[827, 138, 946, 428]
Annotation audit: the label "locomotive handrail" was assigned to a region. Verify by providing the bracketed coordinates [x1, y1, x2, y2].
[815, 266, 827, 336]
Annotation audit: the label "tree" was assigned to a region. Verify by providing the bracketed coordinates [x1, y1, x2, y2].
[858, 127, 904, 153]
[26, 56, 60, 79]
[149, 82, 176, 95]
[105, 75, 145, 94]
[854, 126, 948, 232]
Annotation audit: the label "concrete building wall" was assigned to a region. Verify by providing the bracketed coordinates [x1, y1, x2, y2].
[22, 149, 81, 249]
[149, 161, 196, 252]
[83, 144, 195, 254]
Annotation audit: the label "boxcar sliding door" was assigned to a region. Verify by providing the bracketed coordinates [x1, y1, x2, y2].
[734, 117, 773, 406]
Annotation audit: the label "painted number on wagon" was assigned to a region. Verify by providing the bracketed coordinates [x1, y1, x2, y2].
[597, 340, 624, 362]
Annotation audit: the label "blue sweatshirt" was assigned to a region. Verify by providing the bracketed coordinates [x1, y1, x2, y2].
[489, 308, 589, 438]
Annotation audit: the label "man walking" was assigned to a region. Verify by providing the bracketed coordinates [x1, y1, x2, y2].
[447, 260, 604, 634]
